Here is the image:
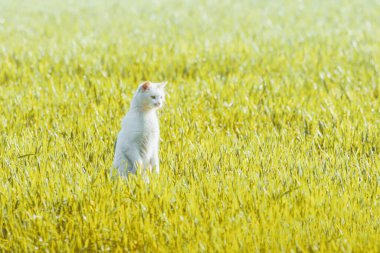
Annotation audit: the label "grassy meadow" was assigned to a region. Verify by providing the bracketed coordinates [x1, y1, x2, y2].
[1, 0, 380, 252]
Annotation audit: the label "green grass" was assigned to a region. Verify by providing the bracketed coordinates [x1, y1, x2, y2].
[1, 0, 380, 252]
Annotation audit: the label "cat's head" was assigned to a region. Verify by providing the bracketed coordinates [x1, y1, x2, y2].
[133, 81, 167, 111]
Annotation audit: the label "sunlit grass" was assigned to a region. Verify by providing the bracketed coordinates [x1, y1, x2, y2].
[0, 0, 380, 252]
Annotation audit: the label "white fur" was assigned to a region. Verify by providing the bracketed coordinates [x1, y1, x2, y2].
[113, 81, 166, 177]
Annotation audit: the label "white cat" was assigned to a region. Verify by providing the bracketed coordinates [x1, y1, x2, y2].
[113, 81, 167, 177]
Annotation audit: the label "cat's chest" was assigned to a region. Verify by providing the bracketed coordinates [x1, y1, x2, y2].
[137, 115, 159, 158]
[138, 114, 159, 139]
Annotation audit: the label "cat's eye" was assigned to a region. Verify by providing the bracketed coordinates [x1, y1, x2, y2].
[151, 96, 156, 99]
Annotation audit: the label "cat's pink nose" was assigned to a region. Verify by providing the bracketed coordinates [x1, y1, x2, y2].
[154, 102, 161, 107]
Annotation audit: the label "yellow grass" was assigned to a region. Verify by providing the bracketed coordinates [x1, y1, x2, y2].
[0, 0, 380, 252]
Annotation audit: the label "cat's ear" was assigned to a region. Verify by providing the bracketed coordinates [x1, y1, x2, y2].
[139, 81, 151, 92]
[158, 81, 167, 89]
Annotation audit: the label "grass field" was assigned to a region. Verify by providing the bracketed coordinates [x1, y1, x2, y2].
[1, 0, 380, 252]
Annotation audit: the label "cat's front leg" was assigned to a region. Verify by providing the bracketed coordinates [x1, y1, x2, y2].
[150, 150, 160, 174]
[126, 147, 144, 174]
